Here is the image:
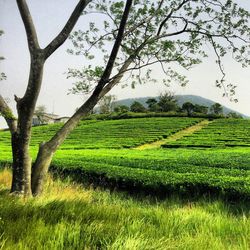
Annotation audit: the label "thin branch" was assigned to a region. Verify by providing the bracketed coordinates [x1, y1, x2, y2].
[94, 0, 133, 91]
[99, 55, 134, 98]
[85, 31, 117, 53]
[16, 0, 40, 52]
[157, 20, 188, 39]
[157, 0, 190, 36]
[210, 37, 228, 95]
[124, 0, 164, 37]
[203, 0, 223, 8]
[44, 0, 92, 59]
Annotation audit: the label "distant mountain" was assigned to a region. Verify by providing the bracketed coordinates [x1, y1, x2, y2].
[114, 95, 248, 117]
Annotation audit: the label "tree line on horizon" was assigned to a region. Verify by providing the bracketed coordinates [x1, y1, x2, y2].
[97, 93, 243, 118]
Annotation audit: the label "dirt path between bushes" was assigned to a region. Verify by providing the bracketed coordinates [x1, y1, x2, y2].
[135, 119, 212, 150]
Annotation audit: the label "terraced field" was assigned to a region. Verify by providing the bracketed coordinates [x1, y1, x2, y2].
[163, 118, 250, 148]
[0, 117, 201, 150]
[0, 117, 249, 199]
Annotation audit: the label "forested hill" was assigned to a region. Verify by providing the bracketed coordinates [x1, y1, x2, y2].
[114, 95, 248, 117]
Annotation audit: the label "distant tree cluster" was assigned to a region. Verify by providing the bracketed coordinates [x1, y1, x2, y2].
[101, 92, 242, 118]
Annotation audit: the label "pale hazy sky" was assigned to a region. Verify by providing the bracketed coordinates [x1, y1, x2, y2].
[0, 0, 250, 128]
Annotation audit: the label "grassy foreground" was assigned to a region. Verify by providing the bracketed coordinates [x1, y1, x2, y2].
[0, 169, 249, 250]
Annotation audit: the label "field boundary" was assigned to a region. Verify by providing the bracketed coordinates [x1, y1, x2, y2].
[135, 119, 212, 150]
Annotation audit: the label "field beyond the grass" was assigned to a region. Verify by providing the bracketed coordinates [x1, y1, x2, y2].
[0, 117, 250, 199]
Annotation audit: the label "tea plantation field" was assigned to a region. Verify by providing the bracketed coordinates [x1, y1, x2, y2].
[0, 117, 201, 150]
[0, 117, 249, 199]
[163, 118, 250, 148]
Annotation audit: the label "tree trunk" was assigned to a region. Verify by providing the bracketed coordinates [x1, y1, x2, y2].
[0, 0, 93, 197]
[31, 143, 53, 196]
[10, 133, 32, 196]
[10, 54, 45, 197]
[30, 98, 98, 196]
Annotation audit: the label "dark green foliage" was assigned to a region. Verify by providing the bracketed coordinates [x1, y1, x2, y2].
[84, 111, 189, 121]
[158, 92, 178, 112]
[113, 95, 246, 117]
[193, 104, 208, 115]
[146, 98, 160, 112]
[113, 105, 129, 113]
[182, 102, 195, 116]
[227, 112, 243, 119]
[182, 103, 209, 117]
[130, 101, 146, 113]
[210, 103, 223, 115]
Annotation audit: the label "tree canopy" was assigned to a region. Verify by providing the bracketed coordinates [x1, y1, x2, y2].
[158, 92, 178, 112]
[210, 102, 223, 115]
[68, 0, 250, 101]
[99, 95, 116, 113]
[130, 101, 146, 112]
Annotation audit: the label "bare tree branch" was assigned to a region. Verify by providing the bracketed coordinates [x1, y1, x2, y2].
[44, 0, 92, 59]
[16, 0, 40, 52]
[0, 95, 17, 133]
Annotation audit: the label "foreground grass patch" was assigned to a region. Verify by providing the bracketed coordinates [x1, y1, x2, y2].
[0, 169, 249, 250]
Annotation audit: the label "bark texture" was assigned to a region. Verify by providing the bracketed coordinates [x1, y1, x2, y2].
[10, 54, 45, 196]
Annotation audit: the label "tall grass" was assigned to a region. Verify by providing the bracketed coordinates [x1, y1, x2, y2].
[0, 169, 249, 250]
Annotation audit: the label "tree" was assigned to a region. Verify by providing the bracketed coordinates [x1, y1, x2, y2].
[1, 1, 250, 197]
[146, 98, 160, 112]
[114, 105, 129, 113]
[34, 105, 47, 124]
[0, 0, 133, 197]
[193, 104, 208, 115]
[130, 101, 146, 112]
[182, 102, 194, 116]
[158, 92, 178, 112]
[227, 112, 242, 119]
[210, 103, 223, 115]
[98, 95, 116, 114]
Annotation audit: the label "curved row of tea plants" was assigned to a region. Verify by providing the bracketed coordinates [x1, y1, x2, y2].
[163, 118, 250, 148]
